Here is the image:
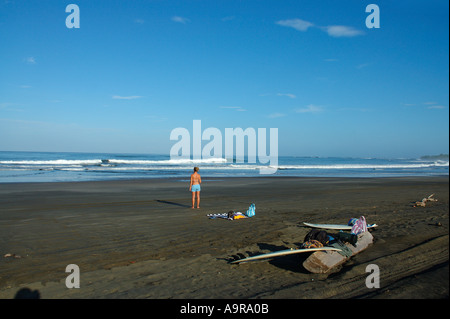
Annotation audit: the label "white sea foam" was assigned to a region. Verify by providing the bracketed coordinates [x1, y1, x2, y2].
[1, 159, 447, 170]
[0, 152, 448, 183]
[0, 157, 228, 166]
[107, 158, 228, 165]
[0, 159, 103, 165]
[275, 162, 449, 170]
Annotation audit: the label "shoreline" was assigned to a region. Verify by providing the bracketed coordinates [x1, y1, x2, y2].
[0, 173, 449, 185]
[0, 176, 448, 299]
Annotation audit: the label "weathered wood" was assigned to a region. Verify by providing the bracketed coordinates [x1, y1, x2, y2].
[303, 231, 374, 274]
[414, 193, 438, 207]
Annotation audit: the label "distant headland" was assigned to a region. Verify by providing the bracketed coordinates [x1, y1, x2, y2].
[420, 154, 449, 160]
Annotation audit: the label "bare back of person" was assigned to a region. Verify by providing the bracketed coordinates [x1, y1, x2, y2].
[191, 172, 201, 185]
[189, 167, 201, 208]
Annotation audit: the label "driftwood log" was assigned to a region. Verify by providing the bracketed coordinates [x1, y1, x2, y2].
[414, 193, 438, 207]
[303, 231, 374, 274]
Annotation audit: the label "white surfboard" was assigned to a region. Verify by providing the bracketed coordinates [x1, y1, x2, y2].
[230, 247, 341, 264]
[303, 222, 378, 230]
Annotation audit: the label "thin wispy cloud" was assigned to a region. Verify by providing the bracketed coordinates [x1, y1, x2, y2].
[20, 85, 32, 88]
[356, 62, 371, 69]
[277, 93, 296, 99]
[323, 25, 364, 38]
[112, 95, 143, 100]
[134, 18, 145, 24]
[325, 58, 339, 62]
[0, 102, 23, 112]
[0, 118, 121, 133]
[172, 16, 190, 24]
[295, 104, 323, 113]
[0, 102, 14, 109]
[219, 106, 246, 112]
[25, 57, 36, 64]
[259, 93, 296, 98]
[339, 107, 371, 112]
[276, 18, 364, 38]
[268, 112, 286, 118]
[402, 102, 446, 110]
[276, 19, 314, 31]
[424, 102, 446, 109]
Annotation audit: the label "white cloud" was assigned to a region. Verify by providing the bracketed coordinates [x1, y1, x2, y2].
[219, 106, 246, 112]
[0, 102, 23, 112]
[339, 107, 371, 112]
[172, 16, 190, 24]
[25, 57, 36, 64]
[112, 95, 143, 100]
[356, 63, 371, 69]
[276, 19, 314, 31]
[277, 18, 364, 38]
[423, 102, 446, 109]
[277, 93, 296, 99]
[323, 25, 364, 38]
[295, 104, 323, 113]
[268, 112, 286, 118]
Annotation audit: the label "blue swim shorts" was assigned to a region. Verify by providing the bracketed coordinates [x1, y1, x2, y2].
[191, 184, 201, 192]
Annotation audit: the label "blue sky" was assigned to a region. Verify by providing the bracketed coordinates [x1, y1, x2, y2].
[0, 0, 448, 158]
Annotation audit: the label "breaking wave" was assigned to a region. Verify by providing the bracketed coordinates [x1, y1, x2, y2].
[0, 151, 448, 182]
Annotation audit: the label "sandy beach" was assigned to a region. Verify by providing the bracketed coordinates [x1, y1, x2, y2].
[0, 176, 448, 301]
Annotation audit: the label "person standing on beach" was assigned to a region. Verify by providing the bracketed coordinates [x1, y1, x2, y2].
[189, 167, 201, 209]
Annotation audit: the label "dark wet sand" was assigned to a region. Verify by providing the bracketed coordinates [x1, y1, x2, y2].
[0, 176, 448, 300]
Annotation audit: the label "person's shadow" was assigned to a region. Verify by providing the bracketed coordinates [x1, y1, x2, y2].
[156, 200, 191, 208]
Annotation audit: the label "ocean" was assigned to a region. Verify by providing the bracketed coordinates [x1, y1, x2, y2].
[0, 151, 448, 183]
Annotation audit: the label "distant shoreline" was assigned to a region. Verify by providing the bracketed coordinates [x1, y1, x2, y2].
[421, 154, 449, 160]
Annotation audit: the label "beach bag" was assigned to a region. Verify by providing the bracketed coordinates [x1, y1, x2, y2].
[351, 216, 368, 235]
[304, 229, 329, 245]
[335, 231, 358, 245]
[245, 203, 256, 217]
[227, 211, 235, 219]
[302, 239, 324, 249]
